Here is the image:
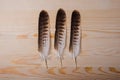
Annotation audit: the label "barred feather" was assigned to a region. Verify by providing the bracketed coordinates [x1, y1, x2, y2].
[69, 10, 81, 68]
[38, 10, 50, 68]
[54, 9, 66, 67]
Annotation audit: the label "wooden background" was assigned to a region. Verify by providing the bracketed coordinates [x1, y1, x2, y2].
[0, 0, 120, 80]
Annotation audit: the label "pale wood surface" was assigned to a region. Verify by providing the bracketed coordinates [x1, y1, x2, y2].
[0, 0, 120, 80]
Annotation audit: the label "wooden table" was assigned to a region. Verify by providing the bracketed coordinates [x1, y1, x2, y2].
[0, 0, 120, 80]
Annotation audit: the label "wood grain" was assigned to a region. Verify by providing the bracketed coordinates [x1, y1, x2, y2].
[0, 0, 120, 80]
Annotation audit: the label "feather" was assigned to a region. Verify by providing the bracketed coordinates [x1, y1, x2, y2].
[54, 9, 66, 67]
[38, 10, 50, 69]
[69, 10, 81, 69]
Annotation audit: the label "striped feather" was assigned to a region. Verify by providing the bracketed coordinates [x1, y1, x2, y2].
[69, 10, 81, 69]
[38, 10, 50, 68]
[54, 9, 66, 67]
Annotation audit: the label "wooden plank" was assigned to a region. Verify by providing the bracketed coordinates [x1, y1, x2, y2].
[0, 0, 120, 79]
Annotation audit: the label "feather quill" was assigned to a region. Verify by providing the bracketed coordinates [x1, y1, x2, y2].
[54, 9, 66, 67]
[69, 10, 81, 69]
[38, 10, 50, 69]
